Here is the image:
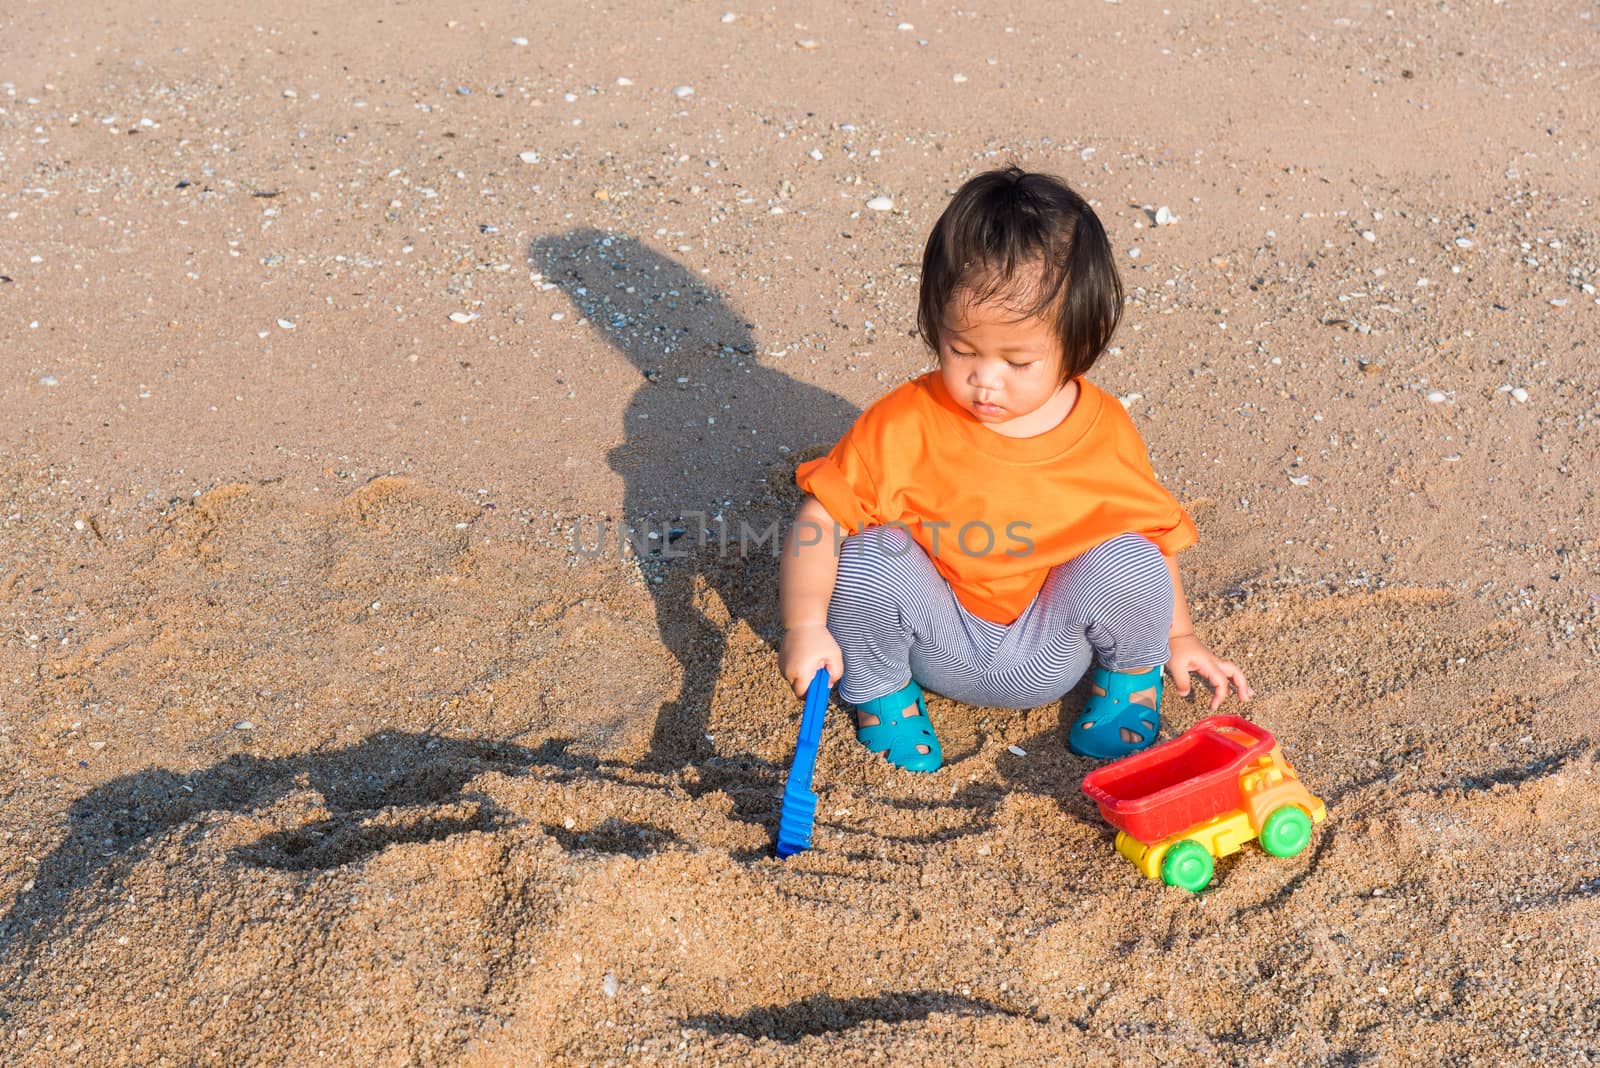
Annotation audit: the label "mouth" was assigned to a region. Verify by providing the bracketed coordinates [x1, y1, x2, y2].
[972, 401, 1005, 416]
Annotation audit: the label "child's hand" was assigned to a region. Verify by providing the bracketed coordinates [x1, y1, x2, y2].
[779, 622, 843, 697]
[1166, 634, 1253, 710]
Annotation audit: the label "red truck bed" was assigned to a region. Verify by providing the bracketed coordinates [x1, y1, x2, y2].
[1081, 715, 1277, 843]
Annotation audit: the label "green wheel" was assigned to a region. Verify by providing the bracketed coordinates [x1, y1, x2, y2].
[1260, 805, 1313, 858]
[1160, 840, 1215, 892]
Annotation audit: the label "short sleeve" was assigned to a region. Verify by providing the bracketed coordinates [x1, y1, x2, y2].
[1144, 506, 1199, 556]
[795, 438, 880, 532]
[1102, 389, 1199, 555]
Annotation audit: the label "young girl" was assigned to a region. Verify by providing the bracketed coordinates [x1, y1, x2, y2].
[777, 166, 1251, 771]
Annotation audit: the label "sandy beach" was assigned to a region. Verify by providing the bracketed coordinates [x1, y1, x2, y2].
[2, 1, 1598, 1063]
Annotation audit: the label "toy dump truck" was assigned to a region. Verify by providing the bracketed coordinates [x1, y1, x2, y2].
[1080, 715, 1327, 892]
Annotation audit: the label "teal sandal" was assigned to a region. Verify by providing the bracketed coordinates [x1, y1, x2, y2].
[1068, 665, 1162, 759]
[855, 680, 943, 773]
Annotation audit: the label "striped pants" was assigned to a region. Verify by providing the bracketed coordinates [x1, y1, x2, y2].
[827, 527, 1174, 709]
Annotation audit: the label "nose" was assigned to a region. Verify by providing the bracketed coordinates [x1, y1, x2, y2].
[968, 362, 1001, 392]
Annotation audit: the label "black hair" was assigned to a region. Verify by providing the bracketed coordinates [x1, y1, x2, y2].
[917, 165, 1123, 382]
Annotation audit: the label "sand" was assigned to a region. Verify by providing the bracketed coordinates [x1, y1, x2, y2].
[2, 1, 1598, 1064]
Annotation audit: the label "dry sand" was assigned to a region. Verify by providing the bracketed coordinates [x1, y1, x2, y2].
[3, 1, 1598, 1064]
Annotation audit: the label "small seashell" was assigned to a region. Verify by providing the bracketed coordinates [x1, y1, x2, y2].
[616, 77, 634, 86]
[1511, 387, 1529, 403]
[1154, 205, 1176, 226]
[1007, 745, 1027, 757]
[39, 375, 59, 387]
[518, 151, 540, 163]
[809, 147, 823, 161]
[721, 12, 736, 23]
[602, 973, 618, 997]
[235, 721, 255, 731]
[796, 39, 819, 49]
[277, 318, 295, 329]
[511, 37, 528, 46]
[865, 195, 894, 211]
[1425, 390, 1447, 403]
[1361, 230, 1377, 243]
[1454, 237, 1474, 248]
[1289, 475, 1311, 486]
[952, 73, 968, 83]
[448, 312, 479, 324]
[897, 21, 914, 30]
[1128, 247, 1141, 258]
[671, 85, 695, 98]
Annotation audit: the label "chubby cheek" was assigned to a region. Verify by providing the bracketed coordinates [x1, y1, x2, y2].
[944, 368, 987, 402]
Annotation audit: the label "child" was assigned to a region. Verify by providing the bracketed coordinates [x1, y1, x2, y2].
[777, 165, 1251, 771]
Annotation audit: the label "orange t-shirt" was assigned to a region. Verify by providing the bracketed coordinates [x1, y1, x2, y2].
[795, 372, 1196, 624]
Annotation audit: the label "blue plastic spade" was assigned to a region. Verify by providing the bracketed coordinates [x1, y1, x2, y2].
[775, 668, 831, 858]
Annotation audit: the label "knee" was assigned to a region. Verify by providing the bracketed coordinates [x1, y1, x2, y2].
[844, 524, 915, 557]
[1114, 533, 1170, 579]
[837, 525, 922, 577]
[831, 525, 928, 608]
[1059, 534, 1173, 611]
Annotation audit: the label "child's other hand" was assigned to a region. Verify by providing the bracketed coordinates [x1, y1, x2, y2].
[779, 623, 843, 697]
[1166, 634, 1253, 711]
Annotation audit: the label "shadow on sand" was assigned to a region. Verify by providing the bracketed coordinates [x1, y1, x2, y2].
[532, 230, 857, 797]
[0, 731, 608, 986]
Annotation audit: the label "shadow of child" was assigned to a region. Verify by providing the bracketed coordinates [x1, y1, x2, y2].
[531, 231, 857, 781]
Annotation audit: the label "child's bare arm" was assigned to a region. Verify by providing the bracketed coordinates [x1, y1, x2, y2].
[778, 496, 845, 694]
[1162, 551, 1253, 709]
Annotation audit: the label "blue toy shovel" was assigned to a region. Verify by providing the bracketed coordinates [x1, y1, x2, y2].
[775, 668, 831, 858]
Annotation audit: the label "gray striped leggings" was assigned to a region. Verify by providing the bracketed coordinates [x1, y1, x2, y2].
[827, 527, 1174, 709]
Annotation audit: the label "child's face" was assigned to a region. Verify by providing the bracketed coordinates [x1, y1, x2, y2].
[937, 290, 1069, 431]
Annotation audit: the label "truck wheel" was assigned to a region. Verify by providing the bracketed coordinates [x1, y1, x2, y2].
[1160, 840, 1214, 892]
[1260, 805, 1313, 858]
